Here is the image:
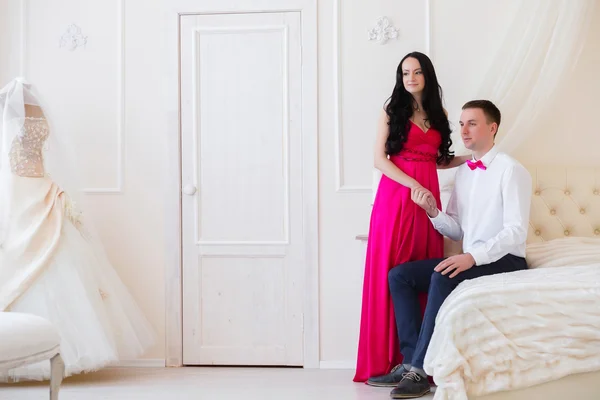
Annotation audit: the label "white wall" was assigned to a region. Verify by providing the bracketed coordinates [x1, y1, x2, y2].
[1, 0, 597, 366]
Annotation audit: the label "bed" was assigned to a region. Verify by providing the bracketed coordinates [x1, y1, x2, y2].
[423, 165, 600, 400]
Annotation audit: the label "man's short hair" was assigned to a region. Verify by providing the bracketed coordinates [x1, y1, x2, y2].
[462, 100, 501, 128]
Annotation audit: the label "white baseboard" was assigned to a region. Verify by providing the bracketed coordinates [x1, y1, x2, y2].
[110, 359, 355, 369]
[319, 360, 355, 369]
[109, 359, 166, 368]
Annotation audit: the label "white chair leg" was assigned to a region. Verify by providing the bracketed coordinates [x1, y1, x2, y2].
[49, 353, 65, 400]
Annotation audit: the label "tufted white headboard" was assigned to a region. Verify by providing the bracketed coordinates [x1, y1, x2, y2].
[525, 166, 600, 243]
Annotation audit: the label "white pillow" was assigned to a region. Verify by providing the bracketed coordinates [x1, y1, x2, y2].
[526, 237, 600, 269]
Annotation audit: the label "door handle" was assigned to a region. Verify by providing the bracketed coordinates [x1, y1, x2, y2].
[183, 184, 197, 195]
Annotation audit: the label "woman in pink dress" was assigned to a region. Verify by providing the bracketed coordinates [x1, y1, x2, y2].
[354, 52, 468, 384]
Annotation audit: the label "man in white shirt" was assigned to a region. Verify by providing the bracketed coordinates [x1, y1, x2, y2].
[368, 100, 532, 399]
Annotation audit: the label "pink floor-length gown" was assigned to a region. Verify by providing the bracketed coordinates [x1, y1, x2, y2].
[353, 121, 444, 382]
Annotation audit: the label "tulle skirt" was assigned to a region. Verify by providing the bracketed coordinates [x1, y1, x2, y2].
[0, 174, 156, 382]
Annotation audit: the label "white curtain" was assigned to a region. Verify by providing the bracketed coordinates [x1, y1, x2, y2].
[477, 0, 596, 154]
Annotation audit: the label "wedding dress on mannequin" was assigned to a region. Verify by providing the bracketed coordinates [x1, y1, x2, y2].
[0, 77, 155, 382]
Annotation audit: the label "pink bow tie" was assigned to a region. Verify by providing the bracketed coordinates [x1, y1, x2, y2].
[467, 159, 486, 171]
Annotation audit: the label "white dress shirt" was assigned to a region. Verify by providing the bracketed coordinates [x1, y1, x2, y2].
[429, 145, 532, 266]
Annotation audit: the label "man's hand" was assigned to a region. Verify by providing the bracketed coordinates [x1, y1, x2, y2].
[434, 253, 476, 278]
[411, 187, 439, 217]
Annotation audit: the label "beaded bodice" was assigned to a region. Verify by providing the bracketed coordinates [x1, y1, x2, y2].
[9, 117, 49, 177]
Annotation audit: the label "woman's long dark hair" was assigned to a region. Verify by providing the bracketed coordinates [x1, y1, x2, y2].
[384, 52, 454, 165]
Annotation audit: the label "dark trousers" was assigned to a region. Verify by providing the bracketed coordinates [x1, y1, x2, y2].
[388, 254, 527, 369]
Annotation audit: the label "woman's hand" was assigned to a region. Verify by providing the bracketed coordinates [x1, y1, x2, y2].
[411, 186, 439, 217]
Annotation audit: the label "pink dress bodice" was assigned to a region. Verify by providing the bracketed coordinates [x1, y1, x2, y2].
[389, 121, 441, 166]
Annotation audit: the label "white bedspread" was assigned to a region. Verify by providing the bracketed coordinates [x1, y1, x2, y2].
[423, 241, 600, 400]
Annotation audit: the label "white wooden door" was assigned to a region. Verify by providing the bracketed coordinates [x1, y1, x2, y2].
[180, 12, 304, 366]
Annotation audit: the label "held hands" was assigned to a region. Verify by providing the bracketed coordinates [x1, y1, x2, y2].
[410, 186, 439, 218]
[434, 253, 476, 278]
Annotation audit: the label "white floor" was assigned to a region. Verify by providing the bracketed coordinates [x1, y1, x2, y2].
[0, 367, 436, 400]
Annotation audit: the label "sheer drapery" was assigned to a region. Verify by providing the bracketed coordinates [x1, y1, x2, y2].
[477, 0, 596, 154]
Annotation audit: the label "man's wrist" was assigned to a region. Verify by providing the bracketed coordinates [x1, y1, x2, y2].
[427, 207, 439, 218]
[465, 252, 476, 266]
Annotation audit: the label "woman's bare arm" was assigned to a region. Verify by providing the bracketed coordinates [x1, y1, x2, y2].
[374, 108, 421, 189]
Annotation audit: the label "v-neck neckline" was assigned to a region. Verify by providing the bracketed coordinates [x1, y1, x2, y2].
[410, 119, 430, 135]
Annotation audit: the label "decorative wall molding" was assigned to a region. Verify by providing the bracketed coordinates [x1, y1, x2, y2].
[19, 0, 125, 194]
[367, 16, 398, 44]
[333, 0, 433, 193]
[332, 0, 370, 193]
[59, 24, 88, 51]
